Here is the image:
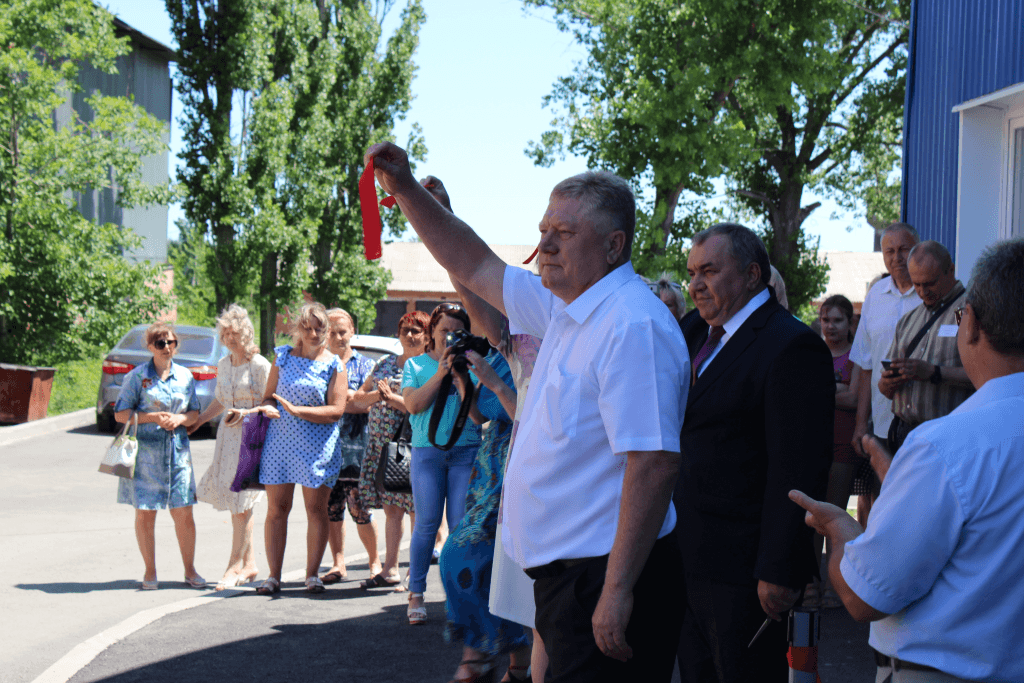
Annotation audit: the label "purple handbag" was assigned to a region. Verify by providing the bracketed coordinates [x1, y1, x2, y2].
[230, 411, 269, 492]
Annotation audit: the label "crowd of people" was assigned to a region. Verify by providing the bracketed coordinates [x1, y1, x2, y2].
[109, 141, 1024, 683]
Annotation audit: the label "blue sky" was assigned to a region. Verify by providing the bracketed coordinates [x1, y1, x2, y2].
[102, 0, 876, 253]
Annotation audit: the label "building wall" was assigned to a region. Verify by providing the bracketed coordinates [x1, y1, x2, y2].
[901, 0, 1024, 253]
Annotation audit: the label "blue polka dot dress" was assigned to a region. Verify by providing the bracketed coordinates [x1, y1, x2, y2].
[259, 345, 344, 489]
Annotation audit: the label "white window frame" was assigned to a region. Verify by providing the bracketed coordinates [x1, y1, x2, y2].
[1003, 113, 1024, 240]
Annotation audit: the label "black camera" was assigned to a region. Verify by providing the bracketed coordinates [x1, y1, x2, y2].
[444, 329, 491, 372]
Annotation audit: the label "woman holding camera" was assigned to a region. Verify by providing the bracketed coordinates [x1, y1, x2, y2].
[401, 303, 482, 625]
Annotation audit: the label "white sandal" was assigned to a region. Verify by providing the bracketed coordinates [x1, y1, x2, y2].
[407, 592, 427, 625]
[305, 576, 325, 593]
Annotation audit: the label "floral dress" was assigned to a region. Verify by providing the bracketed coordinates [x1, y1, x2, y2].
[114, 360, 201, 510]
[357, 354, 414, 514]
[259, 345, 345, 489]
[440, 350, 529, 655]
[196, 354, 271, 513]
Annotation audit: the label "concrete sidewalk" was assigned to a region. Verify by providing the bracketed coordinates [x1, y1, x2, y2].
[0, 408, 94, 448]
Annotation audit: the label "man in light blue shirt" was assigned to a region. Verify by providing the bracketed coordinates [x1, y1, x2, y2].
[791, 237, 1024, 682]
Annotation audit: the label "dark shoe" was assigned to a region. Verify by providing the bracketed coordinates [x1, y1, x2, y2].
[500, 665, 529, 683]
[320, 570, 346, 584]
[450, 658, 497, 683]
[360, 573, 401, 589]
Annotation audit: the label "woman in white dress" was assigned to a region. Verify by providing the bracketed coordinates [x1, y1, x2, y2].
[191, 304, 271, 590]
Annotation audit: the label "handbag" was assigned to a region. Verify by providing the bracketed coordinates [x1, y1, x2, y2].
[98, 412, 138, 478]
[375, 414, 412, 494]
[230, 411, 269, 492]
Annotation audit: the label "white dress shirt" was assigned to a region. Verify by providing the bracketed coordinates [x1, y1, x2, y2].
[500, 262, 690, 568]
[696, 288, 771, 377]
[840, 372, 1024, 682]
[849, 277, 921, 437]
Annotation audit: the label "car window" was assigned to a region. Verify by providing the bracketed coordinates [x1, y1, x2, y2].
[117, 330, 215, 357]
[354, 347, 389, 363]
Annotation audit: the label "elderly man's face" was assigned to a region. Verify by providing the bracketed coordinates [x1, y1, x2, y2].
[687, 235, 760, 327]
[881, 230, 917, 284]
[909, 254, 957, 308]
[536, 195, 623, 303]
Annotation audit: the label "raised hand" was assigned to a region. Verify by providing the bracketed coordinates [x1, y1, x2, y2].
[364, 142, 417, 198]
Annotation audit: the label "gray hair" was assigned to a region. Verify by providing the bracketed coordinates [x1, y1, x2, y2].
[216, 304, 259, 359]
[653, 273, 687, 318]
[908, 240, 953, 273]
[882, 222, 920, 243]
[965, 237, 1024, 357]
[326, 307, 357, 334]
[551, 171, 636, 261]
[692, 223, 771, 286]
[768, 265, 790, 311]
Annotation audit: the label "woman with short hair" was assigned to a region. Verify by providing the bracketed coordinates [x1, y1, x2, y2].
[113, 322, 203, 590]
[192, 304, 271, 590]
[253, 302, 348, 595]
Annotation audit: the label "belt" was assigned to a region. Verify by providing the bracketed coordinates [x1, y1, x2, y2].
[524, 556, 600, 580]
[873, 648, 940, 673]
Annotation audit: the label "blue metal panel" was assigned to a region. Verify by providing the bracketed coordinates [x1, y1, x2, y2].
[902, 0, 1024, 250]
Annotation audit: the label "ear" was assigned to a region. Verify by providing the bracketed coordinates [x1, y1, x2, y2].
[606, 230, 626, 265]
[746, 263, 763, 291]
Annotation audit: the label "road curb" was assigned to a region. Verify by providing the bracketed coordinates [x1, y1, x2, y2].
[0, 408, 94, 448]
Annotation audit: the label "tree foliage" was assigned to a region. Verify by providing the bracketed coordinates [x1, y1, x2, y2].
[169, 0, 425, 352]
[525, 0, 909, 310]
[0, 0, 174, 364]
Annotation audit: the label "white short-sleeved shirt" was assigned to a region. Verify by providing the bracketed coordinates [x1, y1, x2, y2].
[840, 372, 1024, 682]
[500, 262, 690, 569]
[849, 277, 921, 437]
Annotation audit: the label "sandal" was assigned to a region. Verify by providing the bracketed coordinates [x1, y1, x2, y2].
[305, 576, 325, 593]
[321, 570, 346, 584]
[407, 592, 427, 625]
[141, 578, 158, 591]
[360, 573, 402, 589]
[184, 574, 207, 589]
[450, 657, 497, 683]
[500, 664, 530, 683]
[255, 577, 280, 595]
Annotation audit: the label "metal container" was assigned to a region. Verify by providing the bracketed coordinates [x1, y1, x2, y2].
[0, 364, 57, 423]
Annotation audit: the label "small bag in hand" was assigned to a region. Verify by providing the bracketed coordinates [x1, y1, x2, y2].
[230, 411, 269, 492]
[376, 414, 412, 494]
[99, 412, 139, 478]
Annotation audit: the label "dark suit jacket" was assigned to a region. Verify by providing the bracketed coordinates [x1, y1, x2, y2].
[674, 293, 834, 590]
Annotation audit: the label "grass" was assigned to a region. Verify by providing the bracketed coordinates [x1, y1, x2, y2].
[48, 356, 103, 417]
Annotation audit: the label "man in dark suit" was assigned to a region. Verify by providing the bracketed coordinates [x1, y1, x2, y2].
[675, 223, 834, 682]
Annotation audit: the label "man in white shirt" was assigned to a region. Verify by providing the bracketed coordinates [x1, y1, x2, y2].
[365, 143, 689, 683]
[791, 237, 1024, 683]
[849, 224, 921, 464]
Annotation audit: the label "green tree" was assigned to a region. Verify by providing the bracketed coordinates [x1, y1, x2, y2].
[526, 0, 908, 310]
[0, 0, 173, 364]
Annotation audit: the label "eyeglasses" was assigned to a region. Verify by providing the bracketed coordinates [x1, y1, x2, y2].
[954, 306, 965, 326]
[434, 303, 464, 314]
[153, 339, 178, 350]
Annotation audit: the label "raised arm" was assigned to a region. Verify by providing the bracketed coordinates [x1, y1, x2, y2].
[366, 143, 507, 313]
[450, 273, 505, 347]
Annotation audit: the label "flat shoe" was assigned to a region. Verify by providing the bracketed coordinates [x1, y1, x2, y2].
[141, 579, 158, 591]
[184, 574, 207, 589]
[360, 573, 401, 589]
[305, 576, 325, 593]
[320, 570, 346, 584]
[255, 577, 280, 595]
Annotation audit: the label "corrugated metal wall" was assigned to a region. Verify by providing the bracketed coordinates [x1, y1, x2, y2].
[901, 0, 1024, 250]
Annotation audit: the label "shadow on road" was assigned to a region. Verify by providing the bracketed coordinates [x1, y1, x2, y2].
[16, 580, 148, 594]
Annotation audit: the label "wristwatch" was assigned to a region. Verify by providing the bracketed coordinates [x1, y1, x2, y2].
[929, 365, 943, 384]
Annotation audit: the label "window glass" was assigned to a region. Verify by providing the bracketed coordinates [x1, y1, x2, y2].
[116, 330, 215, 357]
[1012, 125, 1024, 237]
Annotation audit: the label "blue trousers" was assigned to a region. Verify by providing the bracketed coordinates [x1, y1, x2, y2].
[409, 444, 477, 593]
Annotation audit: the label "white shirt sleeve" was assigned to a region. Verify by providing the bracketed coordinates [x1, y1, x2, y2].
[849, 291, 873, 370]
[840, 432, 964, 614]
[595, 318, 688, 454]
[503, 266, 555, 339]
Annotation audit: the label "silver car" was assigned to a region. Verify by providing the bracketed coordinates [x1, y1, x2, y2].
[96, 324, 228, 433]
[350, 334, 402, 364]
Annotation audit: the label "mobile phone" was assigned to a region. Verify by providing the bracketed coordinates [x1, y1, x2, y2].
[880, 359, 892, 372]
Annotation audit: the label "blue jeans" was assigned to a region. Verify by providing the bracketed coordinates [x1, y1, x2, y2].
[409, 444, 477, 593]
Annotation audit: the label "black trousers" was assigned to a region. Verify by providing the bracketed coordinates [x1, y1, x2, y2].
[530, 535, 684, 683]
[676, 575, 789, 683]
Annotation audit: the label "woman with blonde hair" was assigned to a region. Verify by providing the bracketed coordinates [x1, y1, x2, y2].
[192, 304, 271, 590]
[252, 302, 348, 595]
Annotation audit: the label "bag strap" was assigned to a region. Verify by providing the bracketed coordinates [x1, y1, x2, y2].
[903, 296, 957, 358]
[427, 372, 475, 451]
[129, 411, 138, 438]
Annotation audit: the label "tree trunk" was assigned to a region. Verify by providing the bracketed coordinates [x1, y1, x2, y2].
[259, 252, 278, 356]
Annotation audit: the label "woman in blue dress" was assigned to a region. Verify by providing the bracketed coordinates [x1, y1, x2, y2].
[253, 302, 348, 595]
[113, 322, 204, 591]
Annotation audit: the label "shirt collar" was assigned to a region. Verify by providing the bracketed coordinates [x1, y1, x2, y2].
[144, 359, 178, 380]
[722, 287, 772, 338]
[926, 281, 965, 312]
[882, 276, 917, 298]
[563, 261, 638, 325]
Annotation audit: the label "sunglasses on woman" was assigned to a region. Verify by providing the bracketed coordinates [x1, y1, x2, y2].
[153, 339, 178, 350]
[434, 302, 465, 314]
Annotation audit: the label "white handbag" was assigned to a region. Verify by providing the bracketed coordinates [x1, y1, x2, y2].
[98, 412, 139, 478]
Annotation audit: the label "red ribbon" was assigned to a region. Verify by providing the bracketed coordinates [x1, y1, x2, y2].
[523, 247, 539, 265]
[786, 646, 822, 682]
[358, 159, 396, 261]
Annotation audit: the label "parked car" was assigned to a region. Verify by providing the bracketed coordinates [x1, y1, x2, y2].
[96, 325, 228, 433]
[350, 334, 402, 363]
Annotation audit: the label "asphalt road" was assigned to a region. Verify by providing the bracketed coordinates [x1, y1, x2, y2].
[2, 415, 875, 683]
